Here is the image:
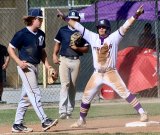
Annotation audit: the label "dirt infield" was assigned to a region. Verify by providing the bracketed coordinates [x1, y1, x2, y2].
[1, 116, 160, 134]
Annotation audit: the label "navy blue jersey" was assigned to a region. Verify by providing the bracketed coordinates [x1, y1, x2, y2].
[10, 27, 45, 64]
[0, 44, 9, 68]
[54, 26, 87, 57]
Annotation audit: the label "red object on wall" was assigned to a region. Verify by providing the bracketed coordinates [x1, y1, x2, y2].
[101, 85, 119, 100]
[101, 46, 157, 99]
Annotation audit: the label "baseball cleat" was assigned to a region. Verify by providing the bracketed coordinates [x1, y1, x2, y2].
[66, 114, 72, 119]
[42, 118, 58, 131]
[140, 112, 148, 122]
[12, 124, 33, 133]
[70, 119, 86, 128]
[59, 113, 72, 119]
[59, 113, 67, 119]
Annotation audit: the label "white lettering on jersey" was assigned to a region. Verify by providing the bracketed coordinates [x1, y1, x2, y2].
[38, 36, 44, 46]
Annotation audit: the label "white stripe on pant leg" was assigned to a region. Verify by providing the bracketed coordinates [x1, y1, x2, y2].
[17, 66, 47, 123]
[14, 86, 30, 124]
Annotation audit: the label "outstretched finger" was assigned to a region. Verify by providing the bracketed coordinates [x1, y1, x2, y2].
[138, 5, 144, 13]
[57, 9, 63, 17]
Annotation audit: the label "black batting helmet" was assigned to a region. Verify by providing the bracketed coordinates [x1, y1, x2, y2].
[97, 19, 111, 34]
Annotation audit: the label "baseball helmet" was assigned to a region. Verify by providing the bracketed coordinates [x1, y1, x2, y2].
[68, 10, 80, 21]
[97, 19, 111, 34]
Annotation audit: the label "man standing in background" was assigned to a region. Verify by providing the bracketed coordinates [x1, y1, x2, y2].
[0, 44, 10, 103]
[53, 10, 89, 119]
[138, 23, 156, 49]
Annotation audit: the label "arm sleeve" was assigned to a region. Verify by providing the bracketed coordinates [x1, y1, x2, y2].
[109, 29, 123, 46]
[74, 22, 96, 44]
[54, 29, 62, 43]
[10, 32, 23, 49]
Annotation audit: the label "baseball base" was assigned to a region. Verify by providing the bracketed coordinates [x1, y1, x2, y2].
[125, 121, 160, 127]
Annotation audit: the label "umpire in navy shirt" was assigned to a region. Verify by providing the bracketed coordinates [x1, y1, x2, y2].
[53, 10, 89, 119]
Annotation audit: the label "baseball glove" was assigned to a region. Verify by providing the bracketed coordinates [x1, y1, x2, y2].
[48, 67, 58, 84]
[70, 32, 83, 47]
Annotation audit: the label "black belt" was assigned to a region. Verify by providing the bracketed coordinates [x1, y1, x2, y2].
[62, 56, 79, 60]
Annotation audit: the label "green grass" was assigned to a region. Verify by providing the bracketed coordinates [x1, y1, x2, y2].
[0, 107, 59, 125]
[1, 103, 160, 134]
[0, 102, 159, 126]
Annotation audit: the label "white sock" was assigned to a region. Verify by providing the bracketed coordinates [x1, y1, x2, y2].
[80, 116, 85, 121]
[138, 108, 145, 114]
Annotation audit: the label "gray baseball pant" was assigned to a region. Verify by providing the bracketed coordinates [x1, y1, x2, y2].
[59, 56, 80, 115]
[14, 64, 47, 124]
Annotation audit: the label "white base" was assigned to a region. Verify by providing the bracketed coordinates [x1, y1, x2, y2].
[125, 121, 160, 127]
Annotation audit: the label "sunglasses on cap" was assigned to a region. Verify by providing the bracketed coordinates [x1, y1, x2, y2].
[71, 18, 80, 22]
[98, 26, 106, 29]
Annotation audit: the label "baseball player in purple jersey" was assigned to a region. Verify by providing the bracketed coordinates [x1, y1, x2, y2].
[8, 9, 58, 133]
[57, 5, 148, 128]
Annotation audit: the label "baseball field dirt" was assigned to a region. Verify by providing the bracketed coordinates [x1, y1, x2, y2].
[1, 115, 160, 134]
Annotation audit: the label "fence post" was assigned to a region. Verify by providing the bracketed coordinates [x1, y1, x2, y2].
[41, 7, 47, 89]
[155, 0, 160, 98]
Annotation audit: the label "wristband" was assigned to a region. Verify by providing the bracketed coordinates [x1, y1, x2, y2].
[64, 17, 70, 22]
[133, 13, 139, 19]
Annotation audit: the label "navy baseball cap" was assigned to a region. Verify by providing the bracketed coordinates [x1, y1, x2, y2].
[28, 8, 43, 18]
[68, 10, 80, 19]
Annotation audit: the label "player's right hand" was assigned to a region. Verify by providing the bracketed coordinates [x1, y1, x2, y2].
[18, 60, 28, 69]
[57, 9, 66, 20]
[136, 5, 144, 16]
[70, 45, 78, 50]
[53, 55, 60, 65]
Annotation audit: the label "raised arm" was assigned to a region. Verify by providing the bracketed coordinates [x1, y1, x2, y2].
[57, 9, 76, 29]
[57, 9, 96, 44]
[57, 13, 87, 40]
[120, 5, 144, 35]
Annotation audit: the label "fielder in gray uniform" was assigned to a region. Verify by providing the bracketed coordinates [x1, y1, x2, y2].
[8, 8, 58, 133]
[53, 10, 89, 119]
